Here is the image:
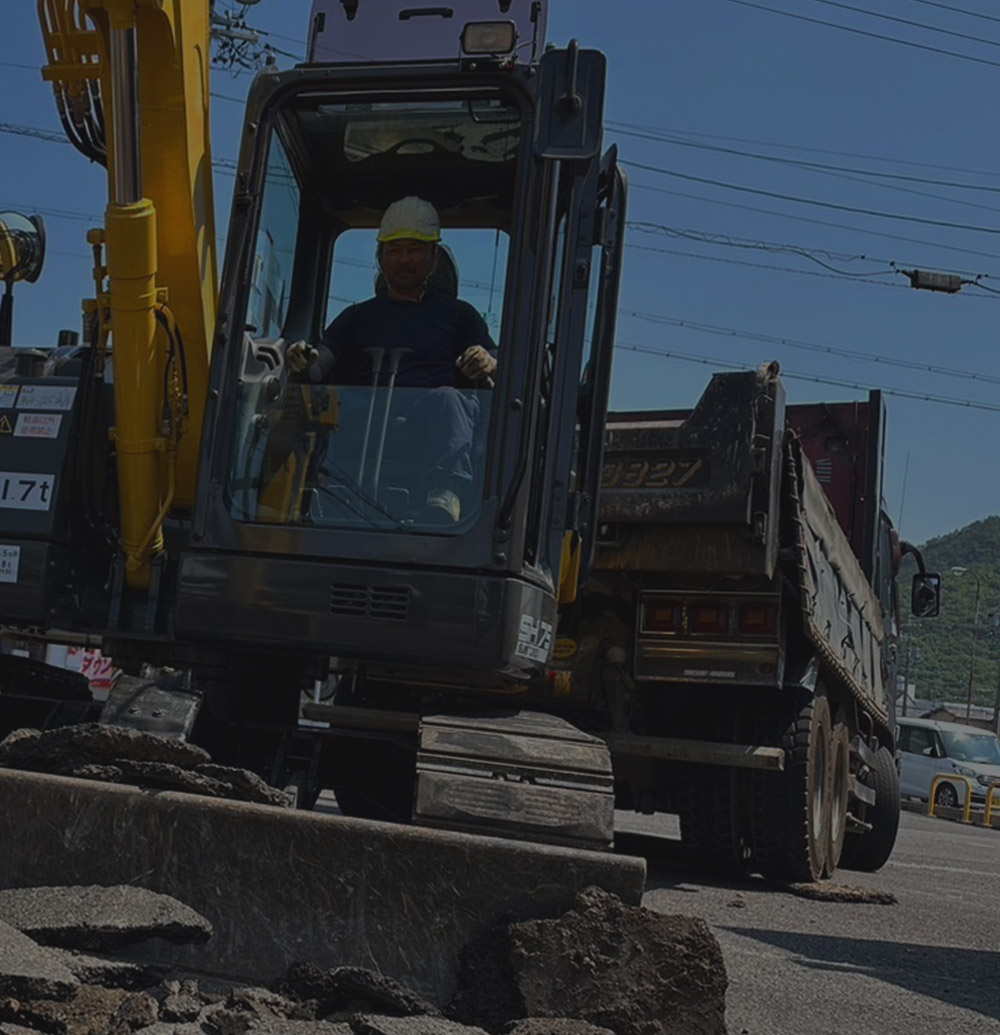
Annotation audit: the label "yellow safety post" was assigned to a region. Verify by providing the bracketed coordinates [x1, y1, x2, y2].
[984, 783, 1000, 827]
[928, 773, 974, 824]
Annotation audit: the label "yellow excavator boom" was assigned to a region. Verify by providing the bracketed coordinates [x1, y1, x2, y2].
[37, 0, 217, 585]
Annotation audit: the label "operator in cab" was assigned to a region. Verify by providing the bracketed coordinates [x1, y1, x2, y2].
[287, 197, 496, 523]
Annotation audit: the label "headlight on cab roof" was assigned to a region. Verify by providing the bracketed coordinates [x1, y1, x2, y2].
[462, 21, 517, 55]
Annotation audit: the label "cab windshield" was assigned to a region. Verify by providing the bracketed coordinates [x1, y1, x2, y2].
[227, 90, 521, 535]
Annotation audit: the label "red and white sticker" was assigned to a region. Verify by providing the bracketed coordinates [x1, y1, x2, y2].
[14, 413, 62, 439]
[66, 647, 116, 693]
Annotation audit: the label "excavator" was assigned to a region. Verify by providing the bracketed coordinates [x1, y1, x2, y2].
[0, 0, 939, 965]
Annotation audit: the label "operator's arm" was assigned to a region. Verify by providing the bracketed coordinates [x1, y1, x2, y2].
[455, 303, 498, 383]
[286, 306, 355, 382]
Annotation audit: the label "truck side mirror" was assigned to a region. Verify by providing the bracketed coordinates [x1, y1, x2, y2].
[912, 572, 941, 618]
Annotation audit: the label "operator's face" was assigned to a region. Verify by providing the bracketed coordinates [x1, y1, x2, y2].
[380, 239, 437, 297]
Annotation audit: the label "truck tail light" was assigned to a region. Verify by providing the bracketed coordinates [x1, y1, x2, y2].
[643, 601, 682, 633]
[738, 600, 778, 636]
[688, 602, 729, 635]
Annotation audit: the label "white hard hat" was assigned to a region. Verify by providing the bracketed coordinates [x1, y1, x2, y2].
[377, 196, 441, 243]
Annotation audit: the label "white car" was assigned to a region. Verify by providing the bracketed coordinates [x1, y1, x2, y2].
[897, 717, 1000, 810]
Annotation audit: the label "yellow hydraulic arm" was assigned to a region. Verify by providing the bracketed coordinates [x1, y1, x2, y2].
[38, 0, 218, 587]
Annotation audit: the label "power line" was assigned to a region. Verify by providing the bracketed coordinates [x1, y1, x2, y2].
[615, 127, 1000, 197]
[720, 0, 1000, 69]
[624, 242, 1000, 297]
[907, 0, 1000, 27]
[627, 221, 962, 274]
[630, 179, 1000, 263]
[806, 0, 1000, 50]
[625, 162, 1000, 236]
[610, 118, 1000, 181]
[615, 341, 1000, 413]
[616, 314, 1000, 385]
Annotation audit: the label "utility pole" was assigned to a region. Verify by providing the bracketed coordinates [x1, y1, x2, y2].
[951, 567, 983, 719]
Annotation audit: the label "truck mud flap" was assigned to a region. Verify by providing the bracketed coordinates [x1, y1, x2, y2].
[0, 768, 644, 1000]
[414, 711, 615, 851]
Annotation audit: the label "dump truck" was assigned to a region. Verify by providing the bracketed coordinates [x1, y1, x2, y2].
[0, 0, 937, 909]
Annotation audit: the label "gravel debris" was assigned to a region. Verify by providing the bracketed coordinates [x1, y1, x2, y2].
[785, 882, 897, 905]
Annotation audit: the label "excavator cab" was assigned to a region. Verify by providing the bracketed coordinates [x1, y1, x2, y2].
[176, 33, 627, 687]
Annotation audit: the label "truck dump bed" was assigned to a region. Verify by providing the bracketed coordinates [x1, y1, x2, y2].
[598, 367, 889, 720]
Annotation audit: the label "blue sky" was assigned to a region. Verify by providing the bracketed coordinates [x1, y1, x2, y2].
[2, 0, 999, 546]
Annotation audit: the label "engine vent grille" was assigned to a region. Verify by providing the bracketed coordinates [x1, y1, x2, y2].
[329, 583, 410, 621]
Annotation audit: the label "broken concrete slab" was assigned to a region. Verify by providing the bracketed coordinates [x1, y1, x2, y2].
[0, 724, 210, 772]
[352, 1017, 489, 1035]
[48, 948, 165, 990]
[0, 770, 645, 1001]
[278, 965, 441, 1019]
[0, 886, 212, 951]
[0, 918, 78, 1001]
[451, 886, 728, 1035]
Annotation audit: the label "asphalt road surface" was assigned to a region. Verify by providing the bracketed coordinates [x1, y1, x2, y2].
[619, 810, 1000, 1035]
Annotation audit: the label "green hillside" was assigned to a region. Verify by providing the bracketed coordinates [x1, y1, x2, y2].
[899, 515, 1000, 708]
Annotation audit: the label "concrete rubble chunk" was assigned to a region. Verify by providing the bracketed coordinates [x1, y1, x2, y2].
[505, 1022, 618, 1035]
[195, 765, 297, 807]
[352, 1017, 489, 1035]
[279, 966, 441, 1019]
[0, 1024, 48, 1035]
[0, 886, 212, 951]
[451, 886, 728, 1035]
[108, 991, 159, 1032]
[49, 948, 165, 990]
[0, 918, 78, 1002]
[0, 983, 128, 1035]
[0, 724, 210, 773]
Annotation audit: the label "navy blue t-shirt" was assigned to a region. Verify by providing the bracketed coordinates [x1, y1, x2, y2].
[316, 290, 495, 388]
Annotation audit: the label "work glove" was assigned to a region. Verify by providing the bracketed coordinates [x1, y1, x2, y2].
[285, 340, 319, 374]
[456, 345, 497, 383]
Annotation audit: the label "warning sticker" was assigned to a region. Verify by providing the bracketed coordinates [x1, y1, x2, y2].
[0, 545, 19, 583]
[0, 472, 55, 511]
[16, 385, 76, 411]
[0, 386, 18, 409]
[14, 413, 62, 439]
[0, 416, 12, 435]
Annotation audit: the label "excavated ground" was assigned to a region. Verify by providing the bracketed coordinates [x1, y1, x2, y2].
[0, 884, 727, 1035]
[0, 727, 730, 1035]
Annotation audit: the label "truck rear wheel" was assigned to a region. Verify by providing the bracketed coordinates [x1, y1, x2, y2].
[752, 690, 832, 883]
[678, 769, 751, 878]
[838, 745, 900, 872]
[825, 720, 850, 877]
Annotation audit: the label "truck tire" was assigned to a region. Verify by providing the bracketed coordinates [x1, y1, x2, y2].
[752, 690, 832, 883]
[839, 745, 900, 872]
[825, 721, 850, 877]
[678, 769, 751, 878]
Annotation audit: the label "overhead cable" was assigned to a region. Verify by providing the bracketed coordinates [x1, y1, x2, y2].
[615, 342, 1000, 413]
[719, 0, 1000, 69]
[625, 163, 1000, 236]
